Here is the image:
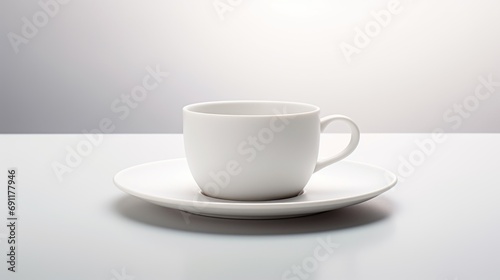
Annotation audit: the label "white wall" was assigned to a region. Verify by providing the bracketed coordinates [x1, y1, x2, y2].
[1, 0, 499, 133]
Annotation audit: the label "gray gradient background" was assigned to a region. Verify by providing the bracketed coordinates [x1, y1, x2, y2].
[1, 0, 499, 133]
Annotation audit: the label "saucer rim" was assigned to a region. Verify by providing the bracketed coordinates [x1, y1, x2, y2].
[113, 158, 397, 209]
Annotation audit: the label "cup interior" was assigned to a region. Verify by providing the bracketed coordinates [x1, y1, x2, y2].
[184, 101, 319, 116]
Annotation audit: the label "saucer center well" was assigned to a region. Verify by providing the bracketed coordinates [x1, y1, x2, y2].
[199, 190, 305, 202]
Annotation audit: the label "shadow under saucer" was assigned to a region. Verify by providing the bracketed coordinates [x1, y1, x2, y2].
[112, 194, 394, 235]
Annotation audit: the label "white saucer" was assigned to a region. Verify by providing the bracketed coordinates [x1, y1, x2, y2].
[113, 158, 397, 219]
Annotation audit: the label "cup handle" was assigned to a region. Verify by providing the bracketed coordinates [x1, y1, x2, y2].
[314, 115, 360, 173]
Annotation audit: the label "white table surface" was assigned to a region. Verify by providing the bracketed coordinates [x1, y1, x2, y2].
[0, 133, 499, 280]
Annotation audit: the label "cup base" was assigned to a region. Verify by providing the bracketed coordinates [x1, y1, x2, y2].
[199, 190, 305, 202]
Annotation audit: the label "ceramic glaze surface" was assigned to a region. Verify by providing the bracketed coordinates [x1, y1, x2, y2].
[183, 101, 360, 200]
[113, 158, 396, 219]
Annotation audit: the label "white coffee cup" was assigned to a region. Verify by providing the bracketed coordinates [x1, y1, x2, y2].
[183, 101, 360, 201]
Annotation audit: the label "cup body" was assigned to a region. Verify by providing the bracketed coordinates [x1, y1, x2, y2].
[183, 101, 321, 201]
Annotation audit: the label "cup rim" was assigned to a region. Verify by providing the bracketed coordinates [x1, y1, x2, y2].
[183, 100, 320, 117]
